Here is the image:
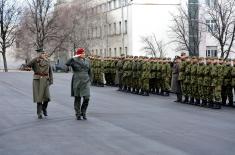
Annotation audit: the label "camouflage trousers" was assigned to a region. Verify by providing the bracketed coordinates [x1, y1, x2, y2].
[212, 85, 222, 102]
[198, 85, 204, 100]
[182, 82, 190, 96]
[191, 84, 199, 99]
[162, 77, 170, 92]
[94, 73, 103, 84]
[132, 78, 139, 89]
[203, 86, 213, 101]
[155, 78, 161, 90]
[221, 85, 233, 104]
[142, 78, 149, 91]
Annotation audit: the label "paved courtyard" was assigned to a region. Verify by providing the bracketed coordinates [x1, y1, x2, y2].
[0, 72, 235, 155]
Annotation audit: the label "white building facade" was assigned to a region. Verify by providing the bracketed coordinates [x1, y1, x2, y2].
[61, 0, 181, 58]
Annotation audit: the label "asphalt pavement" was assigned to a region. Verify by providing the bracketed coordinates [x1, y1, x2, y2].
[0, 72, 235, 155]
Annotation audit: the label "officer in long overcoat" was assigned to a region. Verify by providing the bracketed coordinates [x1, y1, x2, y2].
[171, 56, 182, 102]
[66, 48, 92, 120]
[27, 48, 53, 119]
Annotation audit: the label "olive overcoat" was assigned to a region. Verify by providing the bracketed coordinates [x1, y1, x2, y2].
[66, 57, 92, 97]
[27, 57, 53, 103]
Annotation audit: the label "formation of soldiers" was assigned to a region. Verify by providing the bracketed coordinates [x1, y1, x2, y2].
[90, 54, 172, 96]
[89, 53, 235, 109]
[178, 55, 235, 109]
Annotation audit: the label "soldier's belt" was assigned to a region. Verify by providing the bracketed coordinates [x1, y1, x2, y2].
[35, 72, 49, 76]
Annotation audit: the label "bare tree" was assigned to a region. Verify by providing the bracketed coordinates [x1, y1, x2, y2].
[25, 0, 72, 56]
[203, 0, 235, 59]
[14, 10, 35, 64]
[170, 5, 202, 56]
[141, 34, 167, 58]
[0, 0, 21, 72]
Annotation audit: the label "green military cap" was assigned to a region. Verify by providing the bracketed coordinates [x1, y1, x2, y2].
[191, 56, 197, 59]
[35, 48, 44, 53]
[167, 58, 171, 60]
[162, 58, 166, 60]
[219, 58, 224, 60]
[134, 56, 138, 59]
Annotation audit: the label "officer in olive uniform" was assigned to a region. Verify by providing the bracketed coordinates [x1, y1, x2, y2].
[27, 48, 53, 119]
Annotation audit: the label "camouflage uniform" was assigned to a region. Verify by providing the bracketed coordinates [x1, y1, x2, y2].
[221, 60, 233, 106]
[132, 57, 139, 94]
[190, 57, 198, 104]
[141, 57, 151, 96]
[116, 56, 124, 90]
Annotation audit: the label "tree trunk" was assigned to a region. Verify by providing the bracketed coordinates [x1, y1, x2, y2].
[2, 52, 8, 72]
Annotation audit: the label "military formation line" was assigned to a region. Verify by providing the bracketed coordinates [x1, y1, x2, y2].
[89, 53, 235, 109]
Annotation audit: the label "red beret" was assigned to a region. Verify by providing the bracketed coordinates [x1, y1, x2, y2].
[74, 48, 85, 57]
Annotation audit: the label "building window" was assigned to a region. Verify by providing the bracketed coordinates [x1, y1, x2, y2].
[108, 1, 112, 11]
[114, 48, 117, 56]
[119, 21, 121, 34]
[113, 23, 116, 35]
[125, 47, 128, 55]
[119, 47, 122, 55]
[109, 24, 112, 35]
[206, 46, 217, 57]
[124, 20, 127, 34]
[206, 20, 217, 32]
[109, 48, 112, 56]
[114, 0, 117, 8]
[206, 0, 218, 7]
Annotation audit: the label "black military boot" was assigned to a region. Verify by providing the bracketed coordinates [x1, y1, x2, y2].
[156, 89, 160, 95]
[183, 96, 189, 104]
[123, 86, 127, 92]
[164, 91, 170, 96]
[212, 102, 221, 109]
[189, 98, 194, 105]
[37, 102, 43, 119]
[195, 99, 200, 106]
[131, 88, 135, 94]
[135, 89, 139, 94]
[81, 98, 89, 120]
[200, 100, 207, 107]
[160, 90, 165, 96]
[42, 101, 48, 116]
[139, 90, 144, 95]
[74, 97, 82, 120]
[208, 101, 214, 108]
[174, 94, 182, 103]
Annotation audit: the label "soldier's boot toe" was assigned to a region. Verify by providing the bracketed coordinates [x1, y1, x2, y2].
[38, 114, 43, 119]
[189, 98, 194, 105]
[82, 113, 87, 120]
[195, 99, 200, 106]
[76, 115, 82, 120]
[212, 102, 221, 109]
[43, 110, 48, 116]
[165, 91, 170, 96]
